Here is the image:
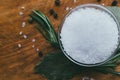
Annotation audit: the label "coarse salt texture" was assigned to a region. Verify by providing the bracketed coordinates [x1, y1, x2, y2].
[60, 7, 119, 64]
[18, 44, 22, 48]
[32, 45, 35, 48]
[32, 38, 36, 42]
[19, 31, 23, 35]
[22, 22, 26, 27]
[36, 48, 39, 52]
[21, 6, 25, 10]
[19, 11, 24, 16]
[73, 0, 76, 3]
[66, 7, 70, 11]
[23, 34, 27, 39]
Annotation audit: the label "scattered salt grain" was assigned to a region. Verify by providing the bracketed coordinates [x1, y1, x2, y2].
[102, 3, 105, 5]
[32, 38, 36, 42]
[66, 7, 69, 11]
[70, 8, 72, 10]
[19, 31, 23, 35]
[22, 22, 26, 27]
[32, 45, 35, 48]
[21, 6, 25, 10]
[18, 44, 22, 48]
[19, 11, 24, 16]
[23, 35, 27, 39]
[73, 0, 76, 3]
[36, 48, 39, 52]
[60, 7, 119, 64]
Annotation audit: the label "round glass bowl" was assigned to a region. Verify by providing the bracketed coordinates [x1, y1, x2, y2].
[58, 4, 120, 67]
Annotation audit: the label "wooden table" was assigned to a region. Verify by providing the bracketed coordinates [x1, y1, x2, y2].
[0, 0, 120, 80]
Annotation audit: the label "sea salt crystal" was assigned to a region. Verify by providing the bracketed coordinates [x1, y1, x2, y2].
[73, 0, 76, 3]
[21, 6, 25, 10]
[36, 48, 39, 51]
[19, 11, 24, 16]
[70, 8, 72, 10]
[102, 3, 105, 5]
[66, 7, 69, 11]
[19, 31, 23, 35]
[32, 45, 35, 48]
[22, 22, 26, 27]
[18, 44, 22, 48]
[23, 35, 27, 39]
[32, 38, 36, 42]
[60, 7, 119, 64]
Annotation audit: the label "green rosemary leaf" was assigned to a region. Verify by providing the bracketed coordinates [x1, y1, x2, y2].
[36, 26, 58, 46]
[30, 14, 54, 39]
[35, 10, 46, 18]
[29, 14, 48, 30]
[29, 10, 59, 48]
[35, 26, 50, 41]
[109, 53, 120, 63]
[32, 10, 50, 30]
[33, 11, 57, 42]
[32, 10, 46, 22]
[101, 63, 117, 67]
[45, 16, 58, 39]
[45, 16, 56, 34]
[30, 14, 52, 39]
[94, 67, 120, 76]
[34, 10, 54, 31]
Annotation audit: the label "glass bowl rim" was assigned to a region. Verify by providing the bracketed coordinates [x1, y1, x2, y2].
[58, 4, 120, 67]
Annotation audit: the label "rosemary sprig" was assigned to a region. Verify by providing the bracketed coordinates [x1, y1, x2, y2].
[93, 67, 120, 76]
[29, 10, 59, 48]
[29, 10, 120, 77]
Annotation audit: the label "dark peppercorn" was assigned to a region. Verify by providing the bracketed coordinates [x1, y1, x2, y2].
[111, 0, 118, 6]
[49, 9, 55, 15]
[53, 13, 58, 19]
[38, 51, 43, 57]
[97, 0, 101, 2]
[28, 18, 34, 23]
[55, 0, 60, 6]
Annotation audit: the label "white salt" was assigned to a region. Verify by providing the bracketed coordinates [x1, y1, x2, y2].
[19, 31, 23, 35]
[19, 11, 24, 16]
[102, 3, 105, 6]
[23, 35, 27, 39]
[60, 7, 119, 64]
[70, 8, 72, 10]
[32, 38, 36, 42]
[18, 44, 22, 48]
[73, 0, 76, 3]
[66, 7, 70, 11]
[32, 45, 35, 48]
[36, 48, 39, 51]
[22, 22, 26, 27]
[21, 6, 25, 10]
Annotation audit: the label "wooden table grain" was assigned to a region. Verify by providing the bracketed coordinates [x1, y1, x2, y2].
[0, 0, 120, 80]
